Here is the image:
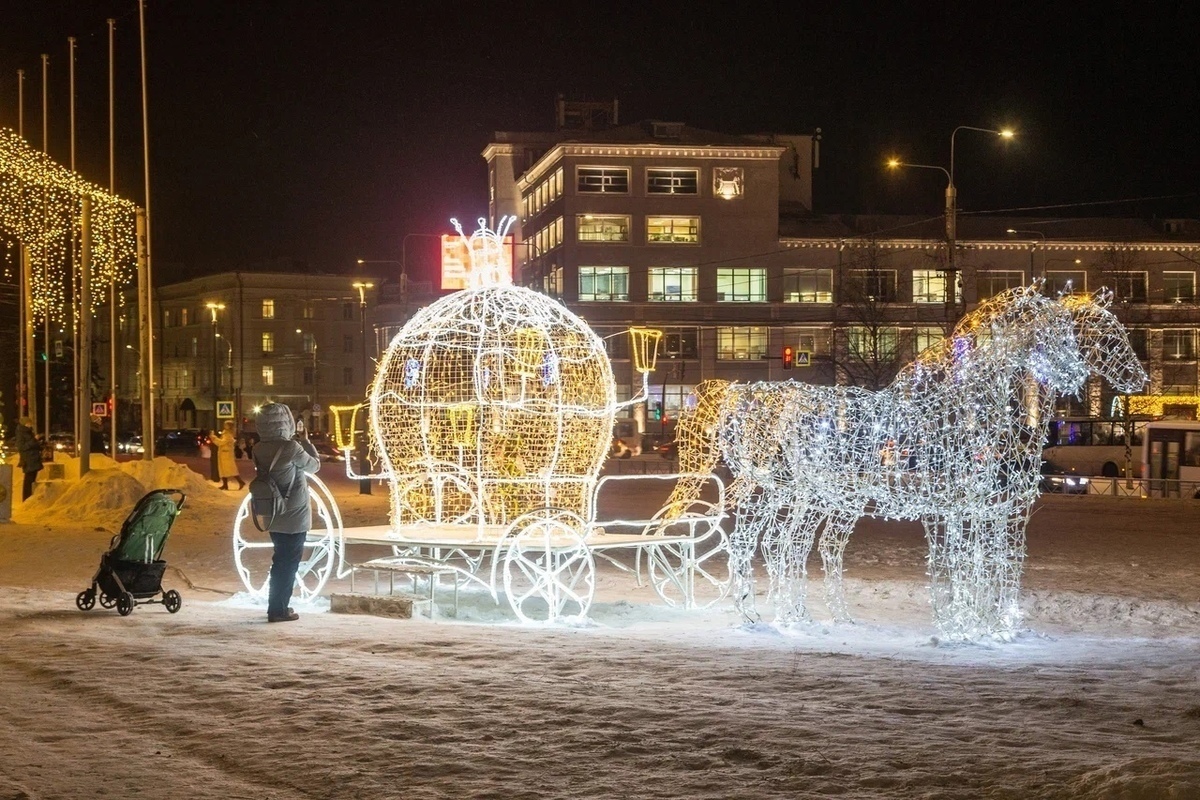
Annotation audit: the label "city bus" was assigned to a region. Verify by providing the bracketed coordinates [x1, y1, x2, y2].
[1141, 420, 1200, 496]
[1041, 417, 1146, 478]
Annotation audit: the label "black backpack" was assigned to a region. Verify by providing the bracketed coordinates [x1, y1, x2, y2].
[248, 446, 290, 532]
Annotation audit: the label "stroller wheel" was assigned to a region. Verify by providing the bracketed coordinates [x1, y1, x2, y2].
[76, 590, 96, 611]
[99, 593, 117, 609]
[163, 590, 182, 614]
[116, 593, 134, 616]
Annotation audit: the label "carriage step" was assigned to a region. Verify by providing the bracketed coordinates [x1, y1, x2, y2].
[329, 592, 425, 619]
[346, 559, 461, 618]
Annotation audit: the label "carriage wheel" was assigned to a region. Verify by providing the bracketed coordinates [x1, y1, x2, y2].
[99, 593, 117, 609]
[75, 589, 96, 611]
[393, 465, 481, 526]
[232, 477, 338, 604]
[647, 520, 732, 609]
[163, 590, 182, 614]
[116, 592, 134, 616]
[502, 510, 595, 623]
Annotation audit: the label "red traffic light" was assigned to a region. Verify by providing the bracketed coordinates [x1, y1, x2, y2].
[782, 346, 794, 370]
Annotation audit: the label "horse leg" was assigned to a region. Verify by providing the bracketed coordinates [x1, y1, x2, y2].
[818, 512, 859, 623]
[924, 514, 964, 638]
[727, 491, 769, 624]
[767, 501, 821, 627]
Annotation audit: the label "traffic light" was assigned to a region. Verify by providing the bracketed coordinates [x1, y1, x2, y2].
[650, 402, 662, 420]
[782, 345, 795, 370]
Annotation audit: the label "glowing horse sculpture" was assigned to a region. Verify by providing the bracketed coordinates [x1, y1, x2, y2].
[682, 286, 1147, 639]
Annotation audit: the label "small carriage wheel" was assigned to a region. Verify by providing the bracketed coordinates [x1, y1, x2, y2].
[393, 465, 481, 526]
[99, 593, 117, 609]
[116, 593, 134, 616]
[232, 475, 339, 604]
[75, 589, 96, 611]
[647, 519, 732, 609]
[163, 590, 182, 614]
[501, 509, 595, 623]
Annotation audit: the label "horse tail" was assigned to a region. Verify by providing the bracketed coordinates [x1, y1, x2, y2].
[662, 379, 735, 520]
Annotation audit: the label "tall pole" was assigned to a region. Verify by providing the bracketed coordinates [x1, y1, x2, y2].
[138, 0, 155, 451]
[41, 53, 50, 440]
[210, 311, 219, 481]
[17, 68, 30, 430]
[137, 210, 152, 459]
[70, 36, 80, 456]
[352, 281, 374, 494]
[108, 18, 118, 456]
[79, 197, 92, 476]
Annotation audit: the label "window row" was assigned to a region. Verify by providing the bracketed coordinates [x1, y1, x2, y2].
[573, 214, 702, 245]
[522, 167, 565, 219]
[162, 298, 357, 327]
[571, 166, 744, 199]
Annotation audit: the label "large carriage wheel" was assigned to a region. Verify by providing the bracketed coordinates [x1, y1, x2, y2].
[642, 501, 732, 609]
[501, 509, 595, 623]
[232, 474, 339, 604]
[392, 463, 481, 526]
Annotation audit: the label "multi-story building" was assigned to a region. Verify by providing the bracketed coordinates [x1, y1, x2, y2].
[484, 103, 1200, 434]
[114, 272, 381, 435]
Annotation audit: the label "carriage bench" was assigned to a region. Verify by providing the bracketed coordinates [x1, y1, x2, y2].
[349, 557, 460, 618]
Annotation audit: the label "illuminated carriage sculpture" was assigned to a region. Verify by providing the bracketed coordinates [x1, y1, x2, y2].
[233, 218, 729, 621]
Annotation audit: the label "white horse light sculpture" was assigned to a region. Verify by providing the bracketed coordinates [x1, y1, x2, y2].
[681, 286, 1147, 639]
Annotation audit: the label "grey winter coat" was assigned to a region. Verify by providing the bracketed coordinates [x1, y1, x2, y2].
[251, 403, 320, 534]
[14, 424, 43, 473]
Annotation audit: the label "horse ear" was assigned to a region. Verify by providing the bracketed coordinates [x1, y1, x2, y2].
[1094, 287, 1114, 308]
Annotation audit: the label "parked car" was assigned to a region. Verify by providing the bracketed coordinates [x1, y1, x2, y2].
[654, 439, 679, 460]
[47, 432, 75, 454]
[118, 433, 145, 455]
[1039, 461, 1089, 494]
[156, 429, 204, 455]
[312, 439, 345, 462]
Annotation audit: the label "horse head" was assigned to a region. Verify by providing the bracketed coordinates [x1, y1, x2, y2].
[1061, 290, 1148, 394]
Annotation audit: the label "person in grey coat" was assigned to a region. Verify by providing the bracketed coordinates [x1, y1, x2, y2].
[14, 417, 44, 501]
[252, 403, 320, 622]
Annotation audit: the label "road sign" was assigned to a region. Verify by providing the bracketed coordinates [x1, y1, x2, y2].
[313, 402, 322, 412]
[796, 350, 812, 367]
[91, 402, 108, 417]
[216, 400, 234, 418]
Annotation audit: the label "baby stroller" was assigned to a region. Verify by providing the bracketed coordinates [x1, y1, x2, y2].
[76, 489, 186, 616]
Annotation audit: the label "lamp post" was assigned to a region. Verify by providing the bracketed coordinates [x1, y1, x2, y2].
[887, 125, 1015, 313]
[205, 302, 224, 481]
[351, 280, 375, 495]
[295, 328, 318, 431]
[1006, 228, 1046, 281]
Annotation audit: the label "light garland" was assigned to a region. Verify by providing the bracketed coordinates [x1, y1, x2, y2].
[679, 285, 1147, 639]
[0, 127, 138, 322]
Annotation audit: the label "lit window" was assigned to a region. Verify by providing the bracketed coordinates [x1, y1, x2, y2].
[577, 167, 629, 194]
[646, 168, 698, 195]
[1164, 272, 1195, 303]
[661, 328, 699, 359]
[716, 327, 768, 360]
[301, 301, 314, 319]
[262, 299, 275, 319]
[915, 325, 945, 355]
[1163, 329, 1196, 360]
[1044, 271, 1087, 297]
[712, 167, 744, 199]
[578, 267, 629, 301]
[847, 269, 897, 302]
[343, 302, 354, 320]
[848, 326, 900, 361]
[648, 267, 698, 302]
[647, 216, 700, 244]
[783, 269, 833, 303]
[190, 337, 198, 357]
[577, 214, 631, 243]
[181, 308, 189, 326]
[647, 384, 696, 414]
[262, 365, 274, 386]
[163, 309, 171, 327]
[262, 332, 274, 353]
[977, 270, 1025, 299]
[912, 269, 960, 303]
[716, 268, 767, 302]
[302, 333, 315, 354]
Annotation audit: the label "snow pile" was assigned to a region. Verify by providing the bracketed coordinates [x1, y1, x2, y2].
[13, 456, 218, 528]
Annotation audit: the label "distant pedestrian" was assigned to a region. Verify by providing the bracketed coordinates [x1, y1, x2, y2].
[211, 420, 245, 491]
[14, 417, 43, 501]
[242, 434, 255, 460]
[252, 404, 320, 622]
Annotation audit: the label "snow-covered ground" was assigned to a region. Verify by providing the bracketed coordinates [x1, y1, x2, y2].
[1, 456, 1198, 798]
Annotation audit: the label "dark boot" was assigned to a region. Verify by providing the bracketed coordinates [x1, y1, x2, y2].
[237, 477, 246, 490]
[220, 480, 229, 490]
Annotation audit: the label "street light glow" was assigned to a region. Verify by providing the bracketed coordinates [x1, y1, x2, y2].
[886, 158, 901, 168]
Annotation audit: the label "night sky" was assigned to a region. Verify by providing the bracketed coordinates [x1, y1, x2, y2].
[3, 1, 1198, 284]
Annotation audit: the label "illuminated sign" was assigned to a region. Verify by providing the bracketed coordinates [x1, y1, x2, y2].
[441, 234, 513, 290]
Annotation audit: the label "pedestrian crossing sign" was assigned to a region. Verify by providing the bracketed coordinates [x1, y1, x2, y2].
[796, 350, 812, 367]
[217, 400, 234, 418]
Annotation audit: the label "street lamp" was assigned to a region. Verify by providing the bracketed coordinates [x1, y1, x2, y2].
[351, 280, 374, 495]
[1006, 228, 1046, 280]
[205, 302, 225, 480]
[295, 328, 319, 431]
[887, 125, 1015, 311]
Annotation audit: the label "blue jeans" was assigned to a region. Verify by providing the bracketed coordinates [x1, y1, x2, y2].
[268, 532, 306, 617]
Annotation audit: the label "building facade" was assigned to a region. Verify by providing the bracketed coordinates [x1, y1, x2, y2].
[484, 111, 1200, 434]
[115, 272, 382, 436]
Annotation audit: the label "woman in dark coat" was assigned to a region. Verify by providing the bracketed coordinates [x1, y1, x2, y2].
[14, 417, 43, 501]
[252, 403, 320, 622]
